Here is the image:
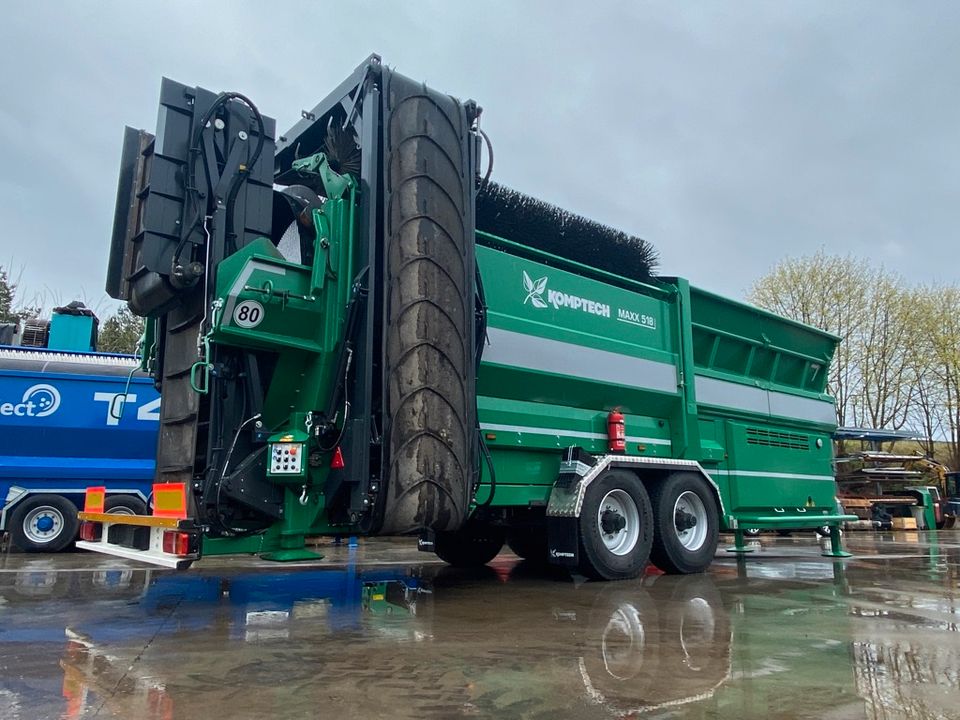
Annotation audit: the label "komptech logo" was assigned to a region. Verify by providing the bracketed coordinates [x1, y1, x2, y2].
[0, 383, 61, 417]
[522, 270, 549, 308]
[521, 270, 611, 318]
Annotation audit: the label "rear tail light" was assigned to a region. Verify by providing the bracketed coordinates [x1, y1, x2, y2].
[79, 521, 102, 542]
[162, 530, 195, 557]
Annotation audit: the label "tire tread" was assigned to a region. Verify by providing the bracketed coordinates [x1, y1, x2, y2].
[380, 75, 473, 534]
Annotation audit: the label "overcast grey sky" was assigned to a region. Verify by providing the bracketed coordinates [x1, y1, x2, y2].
[0, 1, 957, 315]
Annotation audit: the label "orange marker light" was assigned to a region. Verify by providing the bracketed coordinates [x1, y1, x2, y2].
[84, 486, 106, 513]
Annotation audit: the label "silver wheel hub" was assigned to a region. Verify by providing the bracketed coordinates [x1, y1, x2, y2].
[598, 489, 640, 556]
[23, 505, 65, 544]
[673, 491, 708, 551]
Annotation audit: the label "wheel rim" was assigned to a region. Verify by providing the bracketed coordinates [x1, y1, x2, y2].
[108, 505, 135, 516]
[23, 505, 65, 544]
[598, 489, 640, 556]
[673, 491, 708, 551]
[602, 603, 646, 680]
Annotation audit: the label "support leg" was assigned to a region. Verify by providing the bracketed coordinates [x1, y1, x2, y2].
[261, 533, 324, 562]
[726, 528, 755, 554]
[821, 525, 852, 558]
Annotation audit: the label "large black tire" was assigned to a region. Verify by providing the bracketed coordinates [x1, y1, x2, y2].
[649, 473, 719, 575]
[8, 494, 80, 553]
[105, 495, 148, 515]
[506, 527, 549, 564]
[578, 470, 654, 581]
[380, 72, 474, 535]
[434, 522, 505, 568]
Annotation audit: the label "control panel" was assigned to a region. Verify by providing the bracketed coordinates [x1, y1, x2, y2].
[269, 442, 304, 475]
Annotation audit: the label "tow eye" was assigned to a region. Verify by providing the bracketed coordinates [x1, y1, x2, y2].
[601, 508, 627, 534]
[675, 508, 698, 532]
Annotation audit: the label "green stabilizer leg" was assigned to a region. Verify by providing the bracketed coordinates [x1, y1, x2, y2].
[261, 530, 323, 562]
[821, 525, 852, 558]
[726, 528, 755, 554]
[261, 549, 324, 562]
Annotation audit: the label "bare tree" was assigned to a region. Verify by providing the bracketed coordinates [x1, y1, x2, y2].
[905, 288, 946, 457]
[856, 276, 915, 430]
[749, 251, 869, 430]
[925, 286, 960, 469]
[749, 252, 933, 438]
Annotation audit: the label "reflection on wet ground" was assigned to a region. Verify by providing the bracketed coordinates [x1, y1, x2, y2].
[2, 532, 960, 719]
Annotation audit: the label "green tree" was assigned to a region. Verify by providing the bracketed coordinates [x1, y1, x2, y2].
[98, 306, 144, 354]
[0, 265, 39, 325]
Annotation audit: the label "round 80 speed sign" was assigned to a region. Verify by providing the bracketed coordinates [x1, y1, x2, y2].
[233, 300, 265, 328]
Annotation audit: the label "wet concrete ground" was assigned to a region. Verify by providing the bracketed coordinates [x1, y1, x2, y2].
[2, 533, 960, 720]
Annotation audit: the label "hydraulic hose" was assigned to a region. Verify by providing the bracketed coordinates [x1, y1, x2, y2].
[474, 263, 496, 507]
[173, 92, 267, 268]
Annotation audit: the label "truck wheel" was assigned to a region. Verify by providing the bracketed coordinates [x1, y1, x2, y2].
[506, 528, 549, 563]
[380, 72, 474, 534]
[9, 495, 80, 553]
[434, 522, 505, 567]
[578, 470, 654, 581]
[742, 528, 761, 537]
[105, 495, 147, 515]
[649, 473, 719, 574]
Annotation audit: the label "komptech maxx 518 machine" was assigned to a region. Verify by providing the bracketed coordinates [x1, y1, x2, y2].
[78, 55, 854, 578]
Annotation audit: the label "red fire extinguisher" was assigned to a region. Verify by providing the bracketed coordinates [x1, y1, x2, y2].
[607, 408, 626, 453]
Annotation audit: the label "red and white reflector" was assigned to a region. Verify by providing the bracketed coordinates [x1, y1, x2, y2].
[330, 446, 345, 469]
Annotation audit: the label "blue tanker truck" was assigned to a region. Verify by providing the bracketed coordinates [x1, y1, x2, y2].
[0, 309, 159, 551]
